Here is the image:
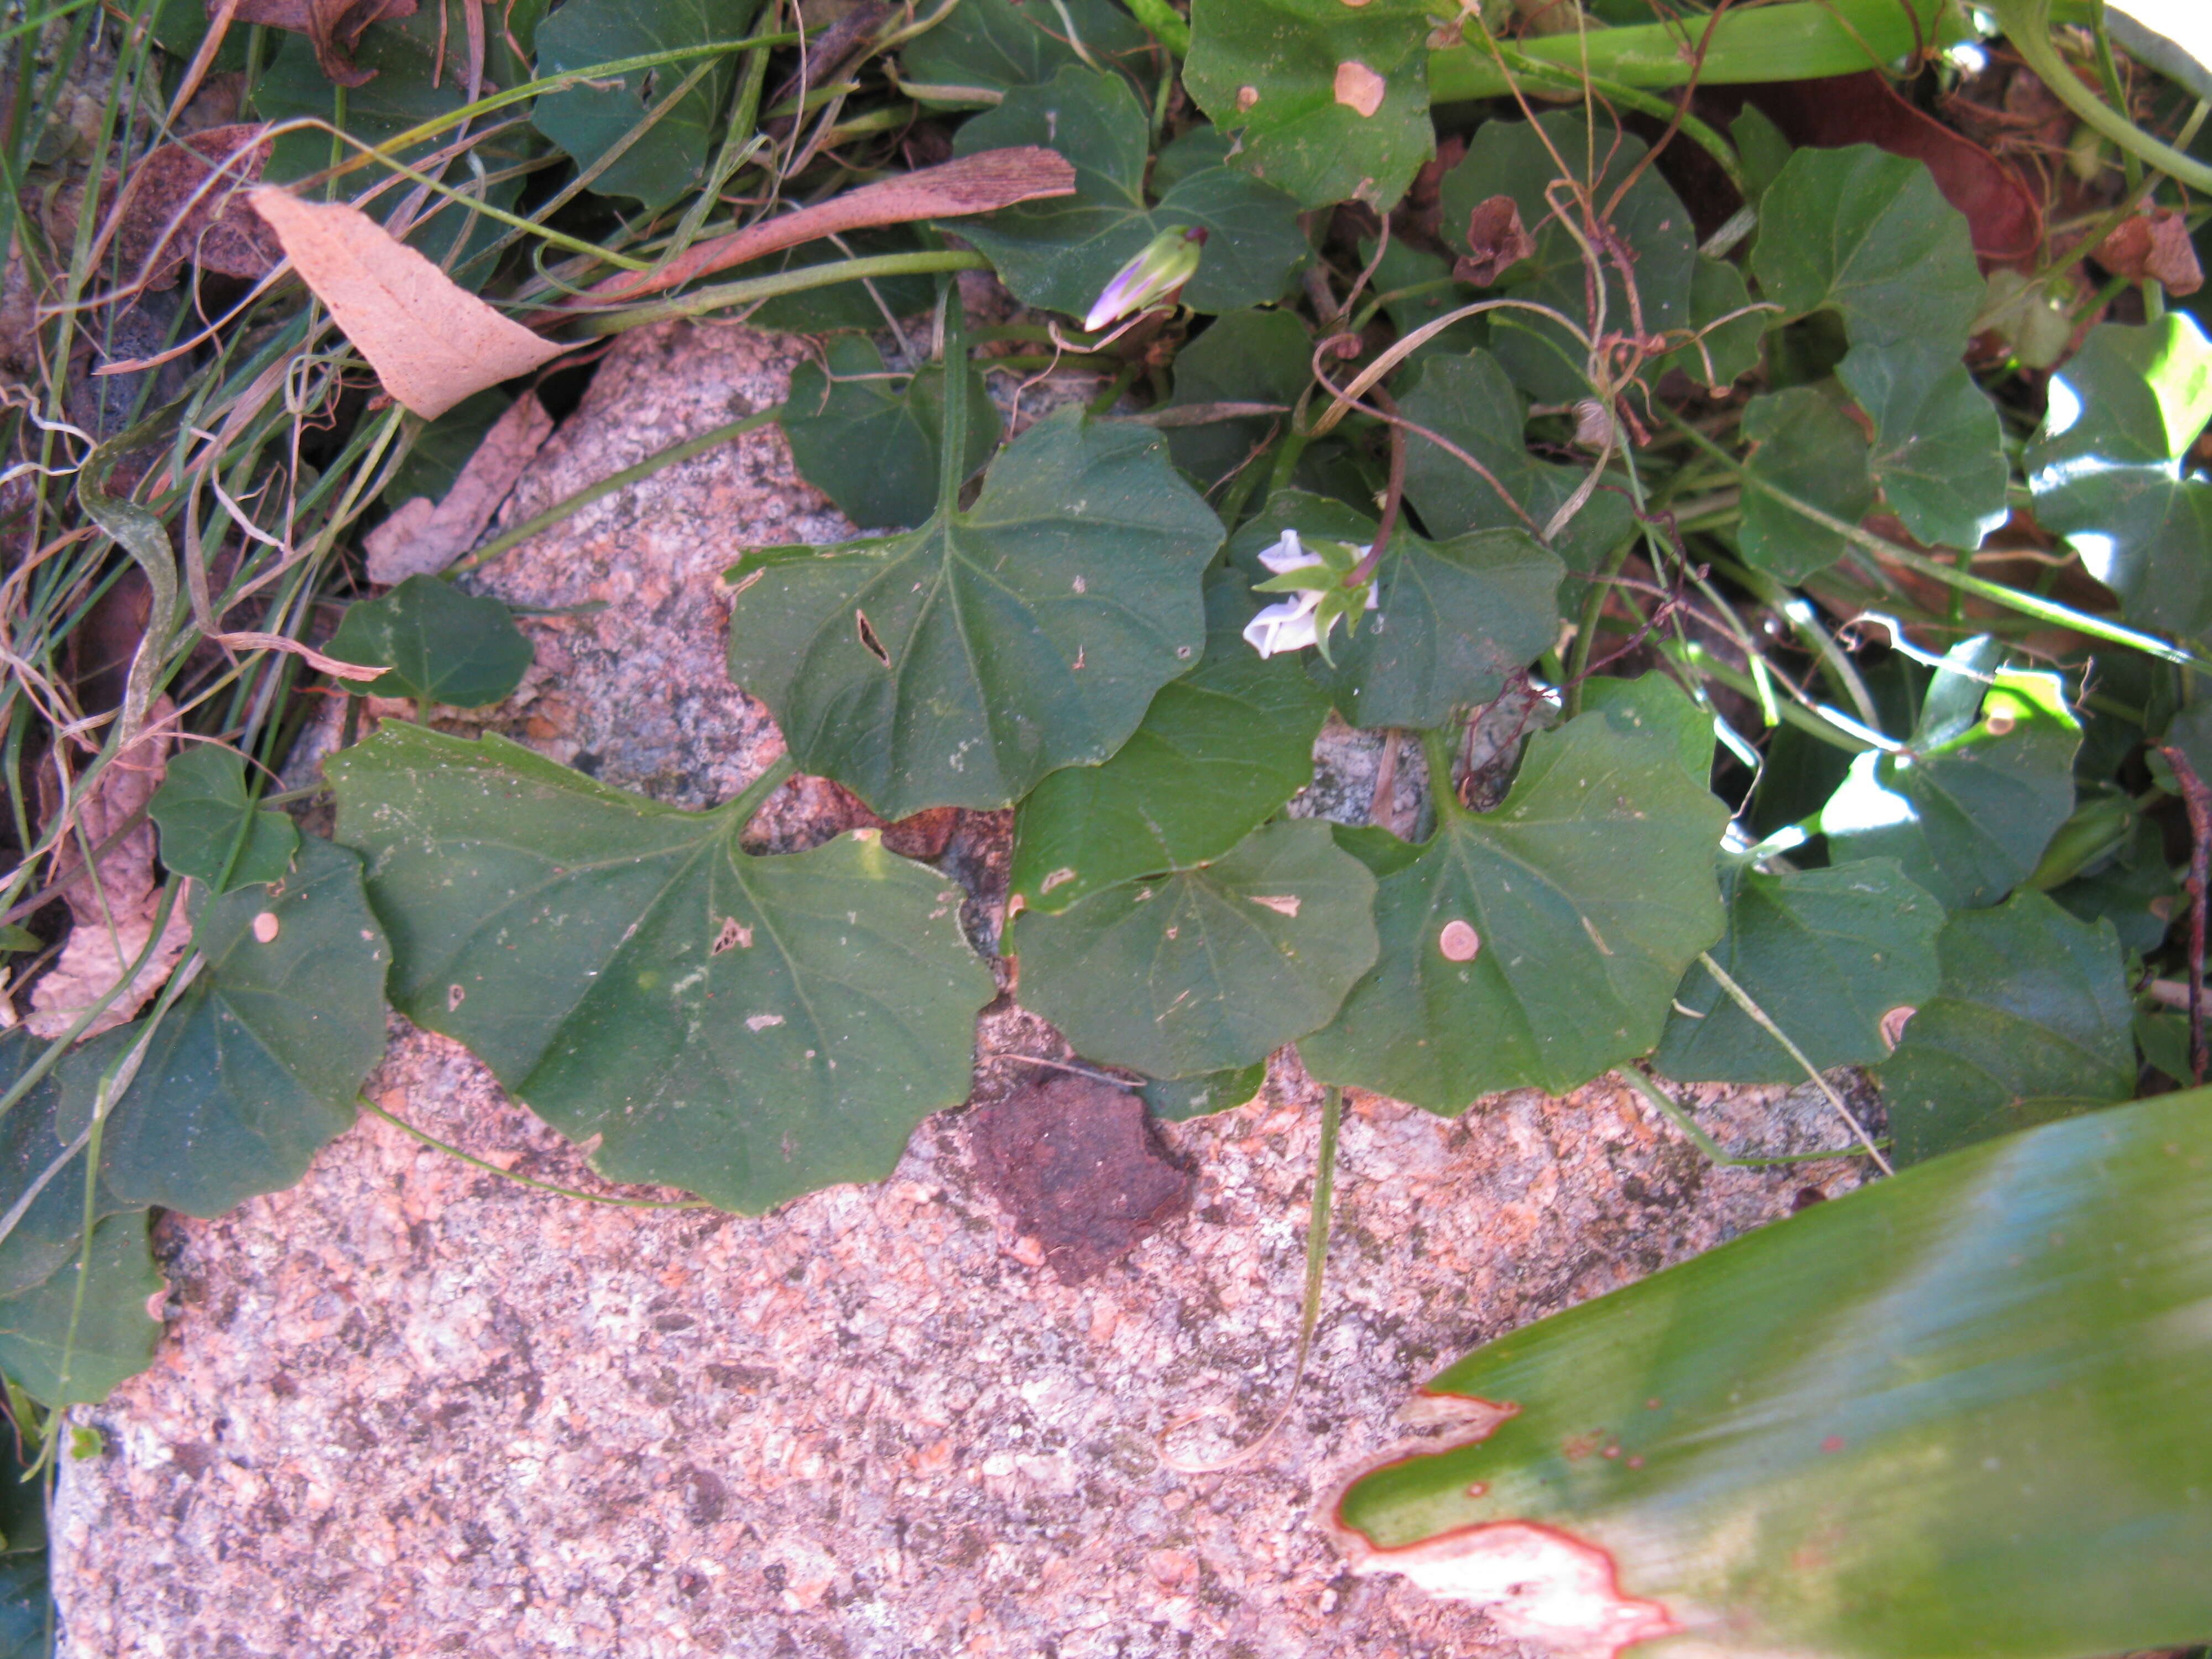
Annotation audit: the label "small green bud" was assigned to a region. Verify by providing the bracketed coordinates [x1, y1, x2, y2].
[1083, 226, 1207, 332]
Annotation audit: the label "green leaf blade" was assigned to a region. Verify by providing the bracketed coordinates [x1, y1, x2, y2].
[326, 575, 534, 709]
[782, 338, 999, 530]
[0, 1213, 163, 1409]
[148, 745, 298, 893]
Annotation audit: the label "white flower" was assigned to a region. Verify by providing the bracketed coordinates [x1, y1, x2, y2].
[1241, 529, 1379, 659]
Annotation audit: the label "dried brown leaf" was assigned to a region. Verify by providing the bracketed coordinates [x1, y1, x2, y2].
[249, 187, 565, 418]
[2098, 208, 2205, 296]
[72, 124, 280, 294]
[226, 0, 419, 87]
[25, 708, 195, 1041]
[1453, 193, 1536, 286]
[364, 392, 554, 582]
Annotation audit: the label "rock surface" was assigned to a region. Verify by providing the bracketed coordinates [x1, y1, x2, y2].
[53, 320, 1876, 1657]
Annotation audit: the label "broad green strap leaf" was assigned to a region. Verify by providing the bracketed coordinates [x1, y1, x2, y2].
[1183, 0, 1436, 210]
[1336, 1086, 2212, 1659]
[2028, 314, 2212, 636]
[1163, 307, 1313, 491]
[148, 745, 299, 893]
[1751, 144, 2007, 547]
[531, 0, 763, 210]
[0, 1031, 137, 1300]
[328, 727, 994, 1211]
[782, 337, 999, 531]
[728, 406, 1224, 818]
[1656, 858, 1944, 1084]
[1880, 890, 2135, 1166]
[1396, 352, 1635, 577]
[1301, 708, 1728, 1108]
[1738, 383, 1875, 583]
[1820, 638, 2080, 909]
[951, 67, 1306, 321]
[1014, 818, 1379, 1078]
[1010, 571, 1330, 914]
[1228, 492, 1563, 730]
[97, 836, 392, 1218]
[1442, 116, 1696, 405]
[0, 1212, 163, 1408]
[899, 0, 1150, 97]
[326, 574, 534, 709]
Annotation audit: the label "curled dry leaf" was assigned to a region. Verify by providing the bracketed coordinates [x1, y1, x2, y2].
[226, 0, 420, 88]
[364, 393, 554, 583]
[1453, 194, 1535, 286]
[25, 706, 195, 1041]
[249, 187, 565, 419]
[2096, 208, 2204, 296]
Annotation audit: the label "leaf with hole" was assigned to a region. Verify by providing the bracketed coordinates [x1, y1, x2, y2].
[1655, 859, 1944, 1084]
[1183, 0, 1436, 210]
[782, 337, 999, 531]
[951, 66, 1306, 322]
[1226, 492, 1563, 731]
[531, 0, 764, 210]
[727, 406, 1223, 818]
[1440, 116, 1697, 405]
[328, 726, 994, 1211]
[1751, 144, 2007, 547]
[1736, 383, 1875, 583]
[96, 836, 392, 1217]
[1879, 890, 2135, 1166]
[1820, 638, 2079, 910]
[1301, 708, 1728, 1108]
[148, 745, 298, 893]
[325, 574, 534, 709]
[2028, 314, 2212, 636]
[1335, 1085, 2212, 1659]
[1014, 818, 1379, 1078]
[0, 1212, 163, 1408]
[1395, 351, 1635, 577]
[899, 0, 1150, 97]
[1010, 570, 1329, 915]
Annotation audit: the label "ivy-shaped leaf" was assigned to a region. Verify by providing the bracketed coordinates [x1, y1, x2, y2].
[1014, 818, 1379, 1078]
[1441, 116, 1697, 405]
[2028, 314, 2212, 637]
[1010, 570, 1330, 914]
[900, 0, 1151, 98]
[728, 405, 1224, 818]
[1395, 351, 1635, 577]
[149, 745, 299, 893]
[782, 338, 1000, 531]
[1183, 0, 1436, 210]
[96, 836, 392, 1217]
[1737, 382, 1876, 583]
[1655, 858, 1945, 1084]
[531, 0, 764, 210]
[1162, 307, 1312, 491]
[326, 574, 534, 709]
[951, 68, 1306, 322]
[1301, 709, 1728, 1109]
[1226, 492, 1563, 730]
[328, 727, 995, 1212]
[0, 1212, 163, 1408]
[1751, 144, 2008, 548]
[1820, 639, 2080, 909]
[1880, 891, 2135, 1166]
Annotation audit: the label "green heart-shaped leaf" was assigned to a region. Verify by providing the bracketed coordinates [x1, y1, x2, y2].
[900, 0, 1150, 97]
[1656, 858, 1944, 1084]
[328, 726, 995, 1211]
[1010, 570, 1329, 914]
[97, 835, 392, 1217]
[1302, 709, 1728, 1108]
[1014, 817, 1379, 1078]
[326, 574, 534, 709]
[1880, 890, 2135, 1165]
[1738, 383, 1876, 583]
[1162, 307, 1313, 491]
[728, 406, 1224, 817]
[782, 337, 1000, 531]
[148, 744, 298, 893]
[951, 68, 1306, 321]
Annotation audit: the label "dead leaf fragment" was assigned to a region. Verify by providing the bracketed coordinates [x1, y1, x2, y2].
[26, 707, 196, 1041]
[2097, 208, 2204, 296]
[226, 0, 420, 87]
[54, 124, 280, 295]
[1334, 61, 1387, 118]
[1453, 194, 1536, 286]
[249, 187, 564, 418]
[364, 392, 554, 581]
